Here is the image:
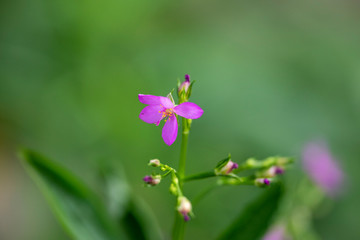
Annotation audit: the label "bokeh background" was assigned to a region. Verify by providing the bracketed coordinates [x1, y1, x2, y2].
[1, 0, 359, 239]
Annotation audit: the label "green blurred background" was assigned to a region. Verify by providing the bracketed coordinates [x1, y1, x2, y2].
[1, 0, 359, 239]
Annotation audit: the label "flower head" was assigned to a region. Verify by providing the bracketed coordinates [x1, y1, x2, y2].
[177, 196, 192, 222]
[139, 94, 203, 145]
[302, 141, 344, 197]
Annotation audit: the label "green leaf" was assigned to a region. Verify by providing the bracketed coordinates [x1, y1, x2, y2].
[215, 154, 231, 173]
[99, 164, 163, 240]
[217, 183, 284, 240]
[20, 149, 124, 240]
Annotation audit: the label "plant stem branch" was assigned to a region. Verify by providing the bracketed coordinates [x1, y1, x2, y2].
[178, 118, 189, 185]
[183, 171, 216, 181]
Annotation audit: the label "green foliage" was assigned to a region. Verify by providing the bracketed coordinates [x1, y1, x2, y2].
[99, 164, 163, 240]
[217, 183, 284, 240]
[20, 149, 123, 240]
[20, 149, 163, 240]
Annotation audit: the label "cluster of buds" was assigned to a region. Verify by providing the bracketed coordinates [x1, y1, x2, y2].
[254, 158, 288, 187]
[143, 159, 163, 186]
[254, 165, 284, 187]
[177, 196, 192, 222]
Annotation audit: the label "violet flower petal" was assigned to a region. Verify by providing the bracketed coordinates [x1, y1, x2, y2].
[160, 96, 174, 109]
[138, 94, 174, 108]
[302, 142, 344, 197]
[174, 102, 203, 119]
[138, 94, 162, 105]
[139, 105, 164, 124]
[162, 115, 178, 145]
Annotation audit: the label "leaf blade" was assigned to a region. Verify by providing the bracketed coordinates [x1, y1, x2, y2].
[217, 183, 284, 240]
[99, 164, 163, 240]
[20, 149, 124, 240]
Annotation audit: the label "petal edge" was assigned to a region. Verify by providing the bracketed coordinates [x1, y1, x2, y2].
[174, 102, 204, 119]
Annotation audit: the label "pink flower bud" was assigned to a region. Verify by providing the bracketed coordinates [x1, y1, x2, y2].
[143, 175, 161, 186]
[178, 74, 191, 95]
[266, 166, 285, 178]
[255, 178, 271, 187]
[149, 159, 160, 167]
[177, 196, 192, 222]
[217, 160, 239, 175]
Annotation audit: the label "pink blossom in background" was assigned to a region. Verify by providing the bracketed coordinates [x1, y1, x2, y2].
[302, 141, 344, 197]
[263, 225, 288, 240]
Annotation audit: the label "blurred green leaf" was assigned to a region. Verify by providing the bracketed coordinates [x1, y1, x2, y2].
[20, 149, 124, 240]
[217, 183, 284, 240]
[99, 164, 163, 240]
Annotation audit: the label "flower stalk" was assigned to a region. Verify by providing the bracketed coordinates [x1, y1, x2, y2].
[172, 116, 191, 239]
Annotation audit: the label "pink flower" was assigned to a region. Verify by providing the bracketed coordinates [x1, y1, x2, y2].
[138, 94, 203, 145]
[302, 141, 344, 197]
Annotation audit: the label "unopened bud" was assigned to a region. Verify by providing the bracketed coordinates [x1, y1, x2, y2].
[143, 175, 161, 186]
[169, 183, 177, 195]
[216, 160, 239, 175]
[255, 178, 271, 187]
[265, 166, 284, 177]
[178, 74, 191, 95]
[177, 196, 192, 222]
[149, 159, 160, 167]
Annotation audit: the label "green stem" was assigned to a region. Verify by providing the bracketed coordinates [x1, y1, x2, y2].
[178, 118, 189, 183]
[184, 171, 243, 182]
[184, 171, 216, 181]
[172, 118, 190, 240]
[172, 214, 185, 240]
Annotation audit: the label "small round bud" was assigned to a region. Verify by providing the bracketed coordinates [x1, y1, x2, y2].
[149, 159, 160, 167]
[178, 74, 191, 95]
[255, 178, 271, 187]
[143, 175, 161, 186]
[217, 160, 239, 175]
[169, 183, 177, 195]
[177, 196, 192, 222]
[265, 166, 284, 177]
[247, 159, 256, 167]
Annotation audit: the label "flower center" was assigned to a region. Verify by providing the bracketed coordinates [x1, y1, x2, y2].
[159, 106, 174, 121]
